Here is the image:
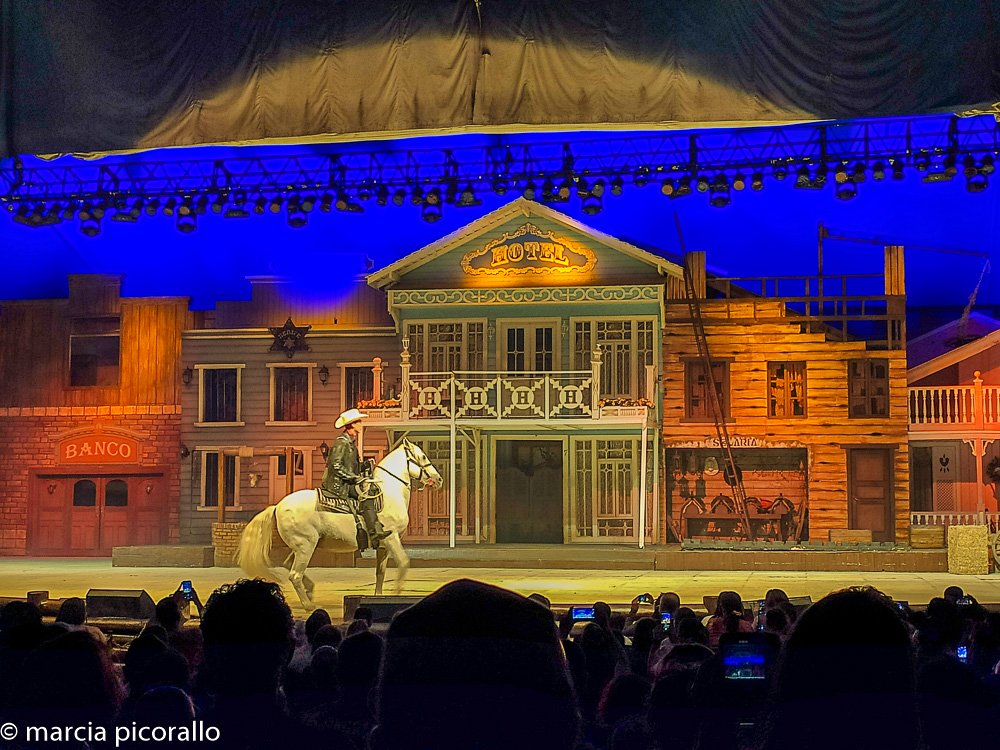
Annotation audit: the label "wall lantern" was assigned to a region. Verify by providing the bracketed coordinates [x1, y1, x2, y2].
[181, 367, 193, 386]
[319, 441, 330, 459]
[180, 444, 191, 459]
[318, 365, 329, 385]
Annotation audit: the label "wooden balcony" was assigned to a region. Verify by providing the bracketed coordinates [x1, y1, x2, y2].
[361, 348, 656, 427]
[908, 374, 1000, 433]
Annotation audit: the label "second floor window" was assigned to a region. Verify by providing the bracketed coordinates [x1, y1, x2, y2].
[848, 359, 889, 418]
[271, 366, 310, 422]
[685, 361, 729, 420]
[199, 366, 241, 424]
[344, 366, 374, 408]
[768, 362, 807, 417]
[69, 333, 120, 387]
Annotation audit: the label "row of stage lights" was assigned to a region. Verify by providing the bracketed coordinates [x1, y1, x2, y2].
[4, 153, 996, 236]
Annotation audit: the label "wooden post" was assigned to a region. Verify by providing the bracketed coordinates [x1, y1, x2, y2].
[285, 447, 295, 497]
[216, 450, 226, 524]
[684, 251, 706, 298]
[591, 345, 603, 419]
[400, 338, 411, 421]
[639, 425, 648, 549]
[449, 378, 457, 549]
[372, 357, 383, 400]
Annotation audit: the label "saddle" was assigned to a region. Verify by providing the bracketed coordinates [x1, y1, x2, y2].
[316, 480, 384, 515]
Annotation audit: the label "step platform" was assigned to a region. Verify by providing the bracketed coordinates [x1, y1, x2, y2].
[112, 545, 215, 568]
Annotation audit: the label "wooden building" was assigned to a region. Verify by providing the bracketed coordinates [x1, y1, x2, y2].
[0, 276, 194, 555]
[907, 313, 1000, 526]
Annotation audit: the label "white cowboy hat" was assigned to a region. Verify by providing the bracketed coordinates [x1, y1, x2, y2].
[335, 408, 368, 429]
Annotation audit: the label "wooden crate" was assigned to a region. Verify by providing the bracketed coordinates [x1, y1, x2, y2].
[909, 525, 946, 549]
[828, 529, 873, 544]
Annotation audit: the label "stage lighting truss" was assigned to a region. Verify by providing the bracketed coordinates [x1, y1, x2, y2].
[2, 113, 999, 232]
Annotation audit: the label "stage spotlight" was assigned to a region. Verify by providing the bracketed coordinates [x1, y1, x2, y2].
[392, 188, 407, 206]
[80, 215, 101, 237]
[211, 194, 227, 214]
[980, 155, 995, 175]
[852, 162, 866, 182]
[195, 195, 209, 214]
[522, 181, 537, 200]
[834, 163, 849, 183]
[966, 172, 988, 193]
[425, 187, 441, 206]
[301, 194, 316, 213]
[287, 199, 307, 227]
[376, 185, 390, 206]
[750, 172, 764, 191]
[335, 191, 364, 213]
[319, 192, 334, 212]
[581, 193, 603, 215]
[633, 166, 651, 187]
[541, 179, 557, 202]
[62, 202, 78, 220]
[111, 206, 137, 223]
[660, 179, 675, 197]
[708, 177, 730, 207]
[835, 180, 857, 200]
[871, 162, 886, 181]
[890, 159, 904, 180]
[695, 175, 710, 193]
[253, 196, 268, 215]
[163, 198, 178, 216]
[773, 164, 789, 181]
[963, 155, 978, 178]
[225, 192, 250, 218]
[914, 153, 930, 171]
[492, 176, 509, 196]
[557, 178, 572, 201]
[176, 199, 196, 233]
[795, 166, 811, 187]
[269, 196, 283, 213]
[91, 200, 107, 220]
[610, 177, 624, 196]
[674, 176, 692, 197]
[421, 200, 442, 223]
[11, 204, 32, 226]
[944, 154, 958, 177]
[591, 179, 606, 197]
[410, 186, 425, 206]
[457, 184, 481, 207]
[144, 198, 160, 216]
[357, 181, 374, 202]
[732, 173, 746, 191]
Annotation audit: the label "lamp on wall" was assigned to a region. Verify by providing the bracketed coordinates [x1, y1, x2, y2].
[318, 365, 329, 385]
[180, 444, 191, 459]
[181, 367, 193, 386]
[319, 441, 330, 459]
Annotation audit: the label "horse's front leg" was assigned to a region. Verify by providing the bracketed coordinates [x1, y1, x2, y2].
[382, 533, 410, 595]
[374, 545, 389, 595]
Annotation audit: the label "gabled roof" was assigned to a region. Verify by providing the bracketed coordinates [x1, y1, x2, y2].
[907, 312, 1000, 381]
[367, 198, 683, 288]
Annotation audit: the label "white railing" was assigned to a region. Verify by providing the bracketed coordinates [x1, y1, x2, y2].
[908, 375, 1000, 428]
[910, 511, 1000, 531]
[406, 370, 595, 420]
[907, 386, 975, 425]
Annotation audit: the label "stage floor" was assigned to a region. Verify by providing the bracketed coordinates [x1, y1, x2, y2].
[1, 558, 998, 620]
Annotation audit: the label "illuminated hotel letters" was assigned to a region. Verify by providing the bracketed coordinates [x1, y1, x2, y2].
[461, 222, 597, 276]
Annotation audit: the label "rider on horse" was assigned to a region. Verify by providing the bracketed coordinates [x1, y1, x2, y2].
[322, 408, 391, 550]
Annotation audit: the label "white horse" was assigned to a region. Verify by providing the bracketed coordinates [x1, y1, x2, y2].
[236, 439, 443, 610]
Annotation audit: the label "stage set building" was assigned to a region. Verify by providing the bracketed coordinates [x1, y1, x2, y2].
[0, 200, 913, 555]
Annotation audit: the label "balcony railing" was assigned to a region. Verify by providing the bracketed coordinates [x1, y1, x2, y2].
[910, 511, 1000, 532]
[908, 374, 1000, 430]
[361, 346, 655, 424]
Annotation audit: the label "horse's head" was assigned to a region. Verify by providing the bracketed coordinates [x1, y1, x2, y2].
[403, 439, 443, 489]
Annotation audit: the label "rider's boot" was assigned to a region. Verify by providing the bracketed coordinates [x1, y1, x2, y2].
[362, 504, 391, 548]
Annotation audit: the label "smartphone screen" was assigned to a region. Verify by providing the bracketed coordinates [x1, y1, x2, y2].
[722, 640, 767, 680]
[181, 580, 193, 600]
[660, 612, 673, 632]
[570, 606, 595, 621]
[957, 645, 968, 663]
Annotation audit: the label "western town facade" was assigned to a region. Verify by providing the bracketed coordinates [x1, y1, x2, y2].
[0, 200, 914, 555]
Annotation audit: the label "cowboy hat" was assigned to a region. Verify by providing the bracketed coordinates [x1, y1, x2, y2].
[335, 408, 368, 429]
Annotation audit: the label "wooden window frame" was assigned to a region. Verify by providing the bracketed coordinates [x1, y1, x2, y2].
[340, 362, 377, 410]
[683, 359, 731, 422]
[68, 332, 121, 388]
[266, 363, 315, 426]
[197, 449, 241, 510]
[570, 316, 657, 399]
[767, 361, 807, 418]
[847, 358, 890, 419]
[195, 364, 245, 427]
[404, 319, 488, 373]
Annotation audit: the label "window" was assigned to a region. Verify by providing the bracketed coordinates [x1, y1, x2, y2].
[72, 480, 97, 507]
[105, 479, 128, 507]
[572, 318, 655, 399]
[197, 366, 243, 425]
[269, 365, 311, 423]
[202, 451, 238, 507]
[69, 334, 120, 386]
[343, 366, 374, 409]
[768, 362, 807, 417]
[848, 359, 889, 418]
[405, 321, 486, 372]
[684, 361, 729, 420]
[269, 449, 312, 503]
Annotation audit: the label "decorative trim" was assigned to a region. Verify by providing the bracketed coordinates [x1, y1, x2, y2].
[460, 222, 596, 276]
[0, 405, 182, 417]
[390, 285, 661, 308]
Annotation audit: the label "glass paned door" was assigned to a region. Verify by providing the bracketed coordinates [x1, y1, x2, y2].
[502, 322, 558, 373]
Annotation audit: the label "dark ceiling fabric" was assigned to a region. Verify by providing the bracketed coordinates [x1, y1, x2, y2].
[2, 0, 999, 158]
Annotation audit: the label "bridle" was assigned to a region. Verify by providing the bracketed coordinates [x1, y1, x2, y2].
[375, 441, 436, 487]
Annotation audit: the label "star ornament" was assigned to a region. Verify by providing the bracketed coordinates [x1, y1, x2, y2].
[269, 318, 311, 359]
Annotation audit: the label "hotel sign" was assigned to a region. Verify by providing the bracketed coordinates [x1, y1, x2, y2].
[58, 432, 141, 464]
[461, 223, 597, 276]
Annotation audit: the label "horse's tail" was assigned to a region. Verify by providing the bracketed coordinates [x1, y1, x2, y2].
[235, 506, 278, 582]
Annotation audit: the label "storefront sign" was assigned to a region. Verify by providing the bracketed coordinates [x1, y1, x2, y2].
[461, 223, 597, 276]
[58, 433, 140, 464]
[667, 436, 802, 449]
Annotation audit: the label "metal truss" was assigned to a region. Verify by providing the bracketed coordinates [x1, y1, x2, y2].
[1, 113, 998, 207]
